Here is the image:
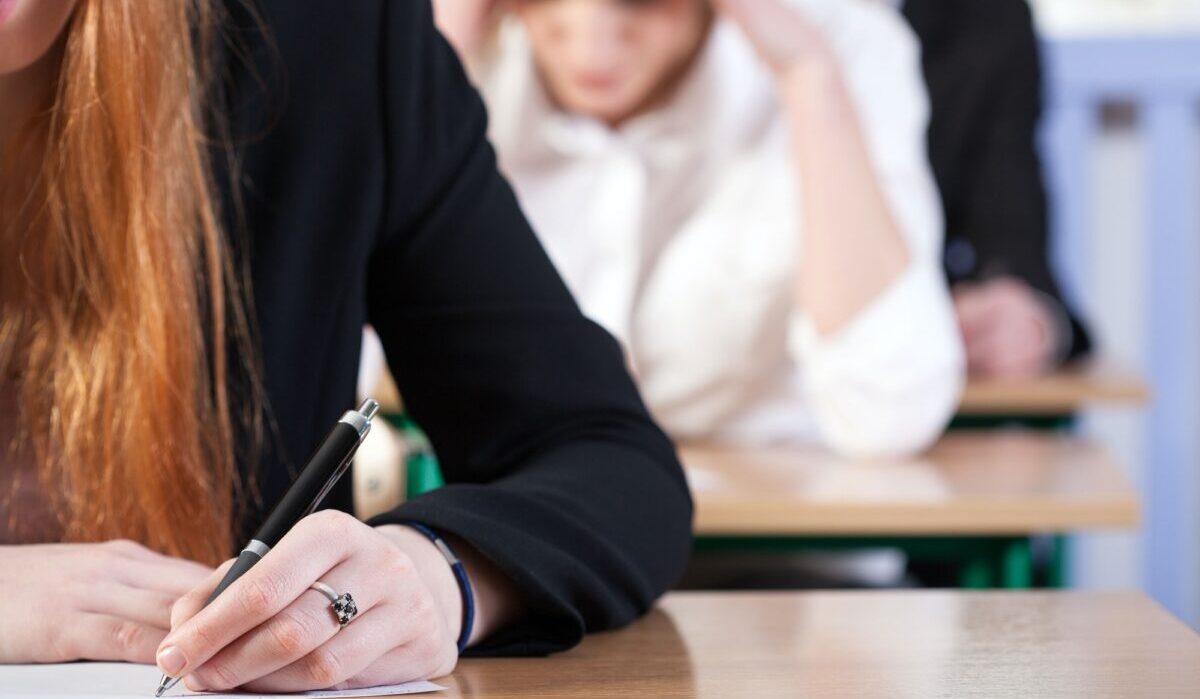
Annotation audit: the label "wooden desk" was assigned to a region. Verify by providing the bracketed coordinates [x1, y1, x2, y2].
[440, 591, 1200, 699]
[684, 432, 1140, 537]
[684, 432, 1140, 588]
[958, 359, 1149, 416]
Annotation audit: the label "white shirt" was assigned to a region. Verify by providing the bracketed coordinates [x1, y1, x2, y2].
[471, 0, 964, 456]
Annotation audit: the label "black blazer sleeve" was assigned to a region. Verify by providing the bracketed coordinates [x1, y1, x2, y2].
[905, 0, 1092, 360]
[360, 2, 693, 656]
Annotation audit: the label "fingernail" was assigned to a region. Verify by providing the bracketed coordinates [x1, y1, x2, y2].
[157, 646, 186, 676]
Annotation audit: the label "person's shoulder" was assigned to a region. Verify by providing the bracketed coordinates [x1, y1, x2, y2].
[229, 0, 390, 86]
[903, 0, 1035, 54]
[242, 0, 440, 68]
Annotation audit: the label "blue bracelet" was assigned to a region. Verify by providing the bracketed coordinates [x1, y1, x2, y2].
[403, 522, 475, 654]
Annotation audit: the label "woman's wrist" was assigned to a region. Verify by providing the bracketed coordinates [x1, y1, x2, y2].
[777, 51, 850, 123]
[375, 523, 524, 649]
[374, 525, 465, 645]
[400, 523, 475, 653]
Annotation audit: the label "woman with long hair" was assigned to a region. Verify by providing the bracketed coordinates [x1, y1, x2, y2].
[0, 0, 691, 691]
[435, 0, 965, 456]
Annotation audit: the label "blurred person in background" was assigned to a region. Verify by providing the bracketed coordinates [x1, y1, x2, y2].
[902, 0, 1092, 378]
[435, 0, 965, 457]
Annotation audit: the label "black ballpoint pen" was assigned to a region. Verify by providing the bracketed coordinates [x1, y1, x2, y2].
[154, 398, 380, 697]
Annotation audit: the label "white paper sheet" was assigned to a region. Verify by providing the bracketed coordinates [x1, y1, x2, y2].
[0, 662, 444, 698]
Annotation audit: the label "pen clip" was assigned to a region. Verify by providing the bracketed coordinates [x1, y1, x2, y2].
[302, 399, 377, 518]
[303, 447, 360, 518]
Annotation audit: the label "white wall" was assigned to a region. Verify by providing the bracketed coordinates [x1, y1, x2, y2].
[1031, 0, 1200, 37]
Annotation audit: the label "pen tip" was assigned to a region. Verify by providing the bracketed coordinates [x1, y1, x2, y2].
[156, 673, 176, 697]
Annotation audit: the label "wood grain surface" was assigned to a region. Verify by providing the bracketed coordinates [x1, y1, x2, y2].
[683, 432, 1140, 535]
[435, 591, 1200, 699]
[958, 359, 1149, 415]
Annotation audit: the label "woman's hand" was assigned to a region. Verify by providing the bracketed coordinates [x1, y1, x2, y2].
[159, 511, 464, 693]
[0, 541, 212, 664]
[955, 277, 1062, 378]
[432, 0, 501, 57]
[711, 0, 835, 77]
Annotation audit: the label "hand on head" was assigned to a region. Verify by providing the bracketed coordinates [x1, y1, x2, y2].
[711, 0, 832, 74]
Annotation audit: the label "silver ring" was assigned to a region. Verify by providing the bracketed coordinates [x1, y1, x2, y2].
[309, 581, 358, 628]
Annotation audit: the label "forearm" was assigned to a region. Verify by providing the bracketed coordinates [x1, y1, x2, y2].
[783, 57, 910, 336]
[799, 267, 964, 455]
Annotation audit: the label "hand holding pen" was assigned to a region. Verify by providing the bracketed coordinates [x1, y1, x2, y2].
[154, 400, 464, 694]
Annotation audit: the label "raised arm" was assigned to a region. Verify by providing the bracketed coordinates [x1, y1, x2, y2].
[717, 0, 911, 334]
[717, 0, 963, 455]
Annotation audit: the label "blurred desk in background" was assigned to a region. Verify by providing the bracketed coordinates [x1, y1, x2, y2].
[442, 591, 1200, 699]
[685, 433, 1138, 536]
[957, 359, 1149, 417]
[683, 432, 1139, 588]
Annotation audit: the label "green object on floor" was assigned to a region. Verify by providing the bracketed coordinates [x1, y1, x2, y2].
[1001, 538, 1034, 588]
[1049, 534, 1070, 587]
[960, 553, 995, 589]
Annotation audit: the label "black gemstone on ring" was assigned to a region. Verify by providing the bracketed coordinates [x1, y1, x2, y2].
[332, 593, 357, 626]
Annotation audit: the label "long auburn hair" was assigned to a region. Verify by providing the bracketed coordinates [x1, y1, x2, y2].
[0, 0, 258, 565]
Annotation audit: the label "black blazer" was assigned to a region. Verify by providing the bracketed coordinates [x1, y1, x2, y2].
[213, 0, 692, 656]
[903, 0, 1092, 360]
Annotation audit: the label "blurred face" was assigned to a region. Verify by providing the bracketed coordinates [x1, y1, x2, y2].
[0, 0, 77, 75]
[512, 0, 711, 126]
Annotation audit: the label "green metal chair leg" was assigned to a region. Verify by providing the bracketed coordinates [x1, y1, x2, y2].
[960, 553, 995, 588]
[1048, 535, 1069, 588]
[1001, 538, 1033, 588]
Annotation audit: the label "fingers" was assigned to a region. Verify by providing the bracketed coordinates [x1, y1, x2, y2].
[963, 313, 1034, 376]
[107, 558, 213, 599]
[94, 539, 214, 597]
[966, 327, 1045, 379]
[100, 538, 170, 562]
[157, 511, 363, 682]
[953, 284, 1002, 342]
[240, 608, 454, 694]
[118, 560, 214, 598]
[209, 608, 393, 693]
[85, 582, 178, 630]
[54, 613, 168, 665]
[955, 278, 1058, 378]
[170, 558, 237, 630]
[958, 299, 1053, 379]
[186, 555, 395, 691]
[711, 0, 820, 70]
